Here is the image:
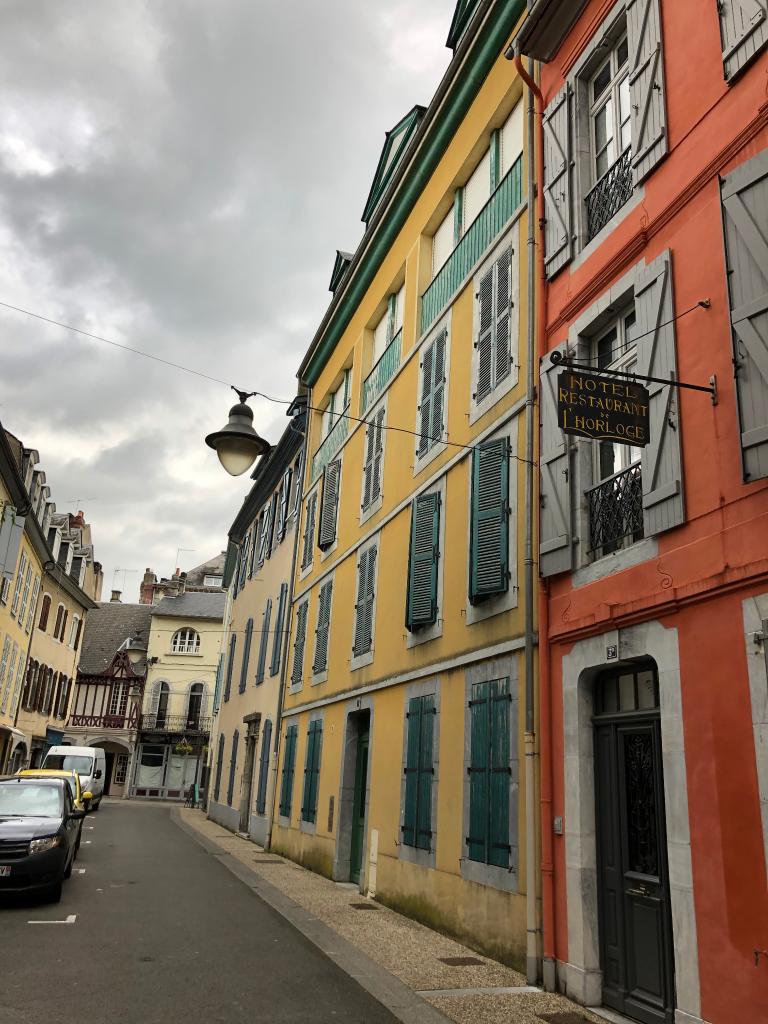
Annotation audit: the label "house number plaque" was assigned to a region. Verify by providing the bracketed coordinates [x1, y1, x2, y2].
[557, 369, 650, 447]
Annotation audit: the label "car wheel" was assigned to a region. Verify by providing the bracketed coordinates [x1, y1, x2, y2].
[47, 879, 63, 903]
[92, 799, 101, 812]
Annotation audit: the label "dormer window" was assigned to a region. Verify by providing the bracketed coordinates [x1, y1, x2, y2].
[171, 628, 200, 654]
[203, 575, 223, 587]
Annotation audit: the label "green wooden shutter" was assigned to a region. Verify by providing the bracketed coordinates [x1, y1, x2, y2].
[318, 459, 341, 550]
[301, 492, 316, 570]
[302, 720, 323, 823]
[279, 724, 297, 817]
[255, 719, 272, 815]
[371, 408, 385, 502]
[313, 579, 333, 674]
[223, 633, 236, 702]
[469, 438, 510, 604]
[362, 418, 376, 510]
[467, 682, 490, 863]
[431, 330, 447, 444]
[488, 679, 511, 868]
[475, 265, 494, 402]
[291, 600, 309, 686]
[214, 734, 225, 801]
[353, 546, 377, 656]
[402, 697, 422, 847]
[417, 695, 435, 850]
[417, 342, 434, 458]
[239, 619, 253, 693]
[406, 493, 440, 630]
[227, 729, 239, 807]
[270, 582, 288, 676]
[256, 599, 272, 684]
[494, 247, 512, 386]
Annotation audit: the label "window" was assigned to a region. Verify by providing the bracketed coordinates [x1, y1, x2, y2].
[69, 616, 81, 649]
[406, 493, 440, 631]
[322, 370, 352, 438]
[474, 244, 515, 409]
[187, 682, 205, 728]
[590, 37, 630, 183]
[276, 467, 293, 544]
[402, 694, 435, 850]
[467, 678, 512, 867]
[431, 206, 455, 279]
[113, 754, 129, 786]
[0, 578, 9, 606]
[317, 459, 341, 551]
[24, 574, 39, 634]
[0, 638, 11, 711]
[73, 617, 83, 651]
[38, 593, 51, 631]
[312, 579, 333, 677]
[416, 327, 447, 462]
[270, 582, 288, 677]
[248, 521, 258, 579]
[17, 562, 32, 625]
[10, 551, 27, 617]
[223, 634, 236, 703]
[213, 734, 225, 802]
[255, 599, 272, 684]
[291, 600, 309, 688]
[279, 724, 298, 817]
[0, 641, 16, 715]
[469, 439, 510, 604]
[372, 286, 404, 366]
[150, 681, 170, 728]
[227, 729, 239, 807]
[292, 452, 304, 520]
[255, 719, 273, 816]
[109, 682, 129, 718]
[238, 535, 250, 591]
[301, 720, 323, 825]
[361, 406, 385, 516]
[300, 491, 317, 572]
[171, 628, 200, 654]
[266, 492, 279, 560]
[353, 542, 378, 660]
[203, 575, 222, 587]
[239, 619, 253, 693]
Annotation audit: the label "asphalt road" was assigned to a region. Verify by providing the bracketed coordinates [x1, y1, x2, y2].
[0, 800, 398, 1024]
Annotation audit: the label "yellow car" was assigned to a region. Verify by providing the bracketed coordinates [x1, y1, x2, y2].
[17, 770, 92, 813]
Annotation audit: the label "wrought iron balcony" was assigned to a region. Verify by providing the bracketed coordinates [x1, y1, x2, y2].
[362, 328, 402, 413]
[140, 713, 213, 734]
[585, 148, 633, 241]
[586, 462, 644, 556]
[311, 407, 349, 483]
[69, 713, 134, 730]
[420, 155, 523, 337]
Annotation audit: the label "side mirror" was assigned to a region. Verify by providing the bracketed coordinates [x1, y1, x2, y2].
[69, 809, 86, 821]
[94, 770, 102, 780]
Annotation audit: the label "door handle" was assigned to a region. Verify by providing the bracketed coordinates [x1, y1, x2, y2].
[626, 887, 652, 897]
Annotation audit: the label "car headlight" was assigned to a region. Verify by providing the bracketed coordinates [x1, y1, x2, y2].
[29, 836, 63, 855]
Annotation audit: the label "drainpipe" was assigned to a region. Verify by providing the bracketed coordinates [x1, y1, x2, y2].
[512, 52, 556, 993]
[265, 410, 309, 851]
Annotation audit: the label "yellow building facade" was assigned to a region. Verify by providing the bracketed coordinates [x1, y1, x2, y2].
[272, 0, 536, 969]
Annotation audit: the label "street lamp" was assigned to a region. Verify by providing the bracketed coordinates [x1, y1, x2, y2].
[205, 388, 270, 477]
[124, 633, 147, 668]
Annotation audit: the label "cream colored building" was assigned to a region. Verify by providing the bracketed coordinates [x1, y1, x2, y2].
[208, 422, 303, 841]
[131, 590, 225, 799]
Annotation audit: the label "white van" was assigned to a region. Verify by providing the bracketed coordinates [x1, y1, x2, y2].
[42, 746, 106, 811]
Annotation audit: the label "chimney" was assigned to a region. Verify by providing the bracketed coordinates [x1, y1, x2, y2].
[110, 589, 122, 603]
[139, 568, 157, 605]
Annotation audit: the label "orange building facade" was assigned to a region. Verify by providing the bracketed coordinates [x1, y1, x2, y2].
[516, 3, 768, 1023]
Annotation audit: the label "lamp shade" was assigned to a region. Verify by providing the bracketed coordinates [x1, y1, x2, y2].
[205, 401, 270, 476]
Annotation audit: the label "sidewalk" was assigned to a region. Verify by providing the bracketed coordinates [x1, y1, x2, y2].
[178, 807, 604, 1024]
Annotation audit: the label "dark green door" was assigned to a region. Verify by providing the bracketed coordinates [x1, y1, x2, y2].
[349, 731, 369, 884]
[594, 666, 675, 1024]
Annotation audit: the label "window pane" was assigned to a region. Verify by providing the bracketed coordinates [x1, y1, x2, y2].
[617, 36, 629, 69]
[463, 148, 491, 229]
[599, 441, 617, 480]
[431, 206, 454, 281]
[601, 678, 619, 713]
[619, 673, 636, 710]
[593, 59, 612, 102]
[598, 326, 617, 368]
[637, 671, 658, 709]
[595, 103, 610, 155]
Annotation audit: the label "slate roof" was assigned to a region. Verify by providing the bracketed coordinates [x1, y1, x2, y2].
[78, 602, 152, 676]
[151, 591, 226, 621]
[184, 552, 226, 586]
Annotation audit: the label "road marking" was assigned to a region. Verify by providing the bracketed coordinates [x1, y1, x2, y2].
[84, 840, 92, 845]
[28, 915, 77, 925]
[86, 826, 95, 830]
[77, 868, 86, 874]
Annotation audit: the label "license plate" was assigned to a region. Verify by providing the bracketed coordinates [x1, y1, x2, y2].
[0, 865, 10, 877]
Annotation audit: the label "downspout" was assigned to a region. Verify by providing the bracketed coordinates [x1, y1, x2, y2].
[265, 412, 309, 851]
[513, 52, 556, 993]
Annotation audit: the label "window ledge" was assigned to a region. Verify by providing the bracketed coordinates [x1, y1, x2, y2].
[351, 650, 374, 672]
[573, 536, 658, 589]
[460, 857, 519, 893]
[406, 620, 443, 649]
[398, 843, 436, 870]
[311, 669, 328, 686]
[413, 439, 448, 478]
[469, 371, 520, 427]
[360, 495, 383, 528]
[299, 818, 317, 836]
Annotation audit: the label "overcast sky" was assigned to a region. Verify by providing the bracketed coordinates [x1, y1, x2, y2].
[0, 1, 453, 601]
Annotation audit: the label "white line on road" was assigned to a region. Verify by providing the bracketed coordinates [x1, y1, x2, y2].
[77, 868, 86, 874]
[28, 915, 77, 925]
[84, 840, 92, 844]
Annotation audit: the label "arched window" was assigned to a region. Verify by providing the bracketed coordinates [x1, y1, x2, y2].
[38, 594, 51, 631]
[149, 680, 170, 728]
[186, 682, 205, 729]
[171, 628, 200, 654]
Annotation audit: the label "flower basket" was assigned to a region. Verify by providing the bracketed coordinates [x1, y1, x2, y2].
[174, 739, 194, 756]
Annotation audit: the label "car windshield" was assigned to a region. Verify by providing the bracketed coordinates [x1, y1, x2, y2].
[0, 784, 63, 818]
[44, 755, 93, 776]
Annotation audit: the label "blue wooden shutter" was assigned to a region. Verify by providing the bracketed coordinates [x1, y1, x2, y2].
[227, 729, 239, 807]
[214, 734, 225, 801]
[223, 633, 237, 703]
[255, 719, 272, 815]
[312, 579, 333, 674]
[488, 679, 511, 868]
[469, 438, 510, 604]
[256, 599, 272, 684]
[291, 601, 309, 686]
[467, 682, 490, 863]
[279, 724, 297, 817]
[406, 493, 440, 630]
[301, 492, 316, 570]
[318, 459, 341, 550]
[239, 619, 253, 693]
[271, 582, 288, 676]
[302, 720, 322, 823]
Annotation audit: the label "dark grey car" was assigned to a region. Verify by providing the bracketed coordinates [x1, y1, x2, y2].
[0, 776, 85, 903]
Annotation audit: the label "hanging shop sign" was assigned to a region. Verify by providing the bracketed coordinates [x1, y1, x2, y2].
[557, 369, 650, 446]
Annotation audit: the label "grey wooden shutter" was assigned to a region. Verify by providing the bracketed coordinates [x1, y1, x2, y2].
[494, 246, 513, 386]
[406, 492, 440, 630]
[277, 468, 292, 542]
[266, 493, 279, 558]
[475, 265, 494, 402]
[238, 535, 249, 590]
[627, 0, 668, 185]
[431, 330, 447, 443]
[469, 438, 510, 603]
[353, 545, 377, 656]
[371, 408, 385, 503]
[239, 618, 253, 692]
[291, 600, 309, 686]
[634, 252, 685, 534]
[318, 459, 341, 550]
[542, 85, 573, 278]
[256, 599, 272, 684]
[539, 343, 573, 576]
[248, 523, 258, 578]
[719, 0, 768, 80]
[292, 452, 304, 519]
[301, 491, 316, 570]
[270, 582, 288, 676]
[313, 579, 333, 674]
[417, 342, 434, 458]
[722, 151, 768, 481]
[362, 418, 376, 510]
[0, 507, 24, 582]
[223, 633, 236, 702]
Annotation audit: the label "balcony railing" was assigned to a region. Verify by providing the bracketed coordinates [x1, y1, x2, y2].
[140, 713, 213, 734]
[585, 148, 633, 241]
[420, 155, 523, 337]
[311, 407, 349, 482]
[361, 328, 402, 413]
[69, 713, 135, 730]
[586, 462, 644, 556]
